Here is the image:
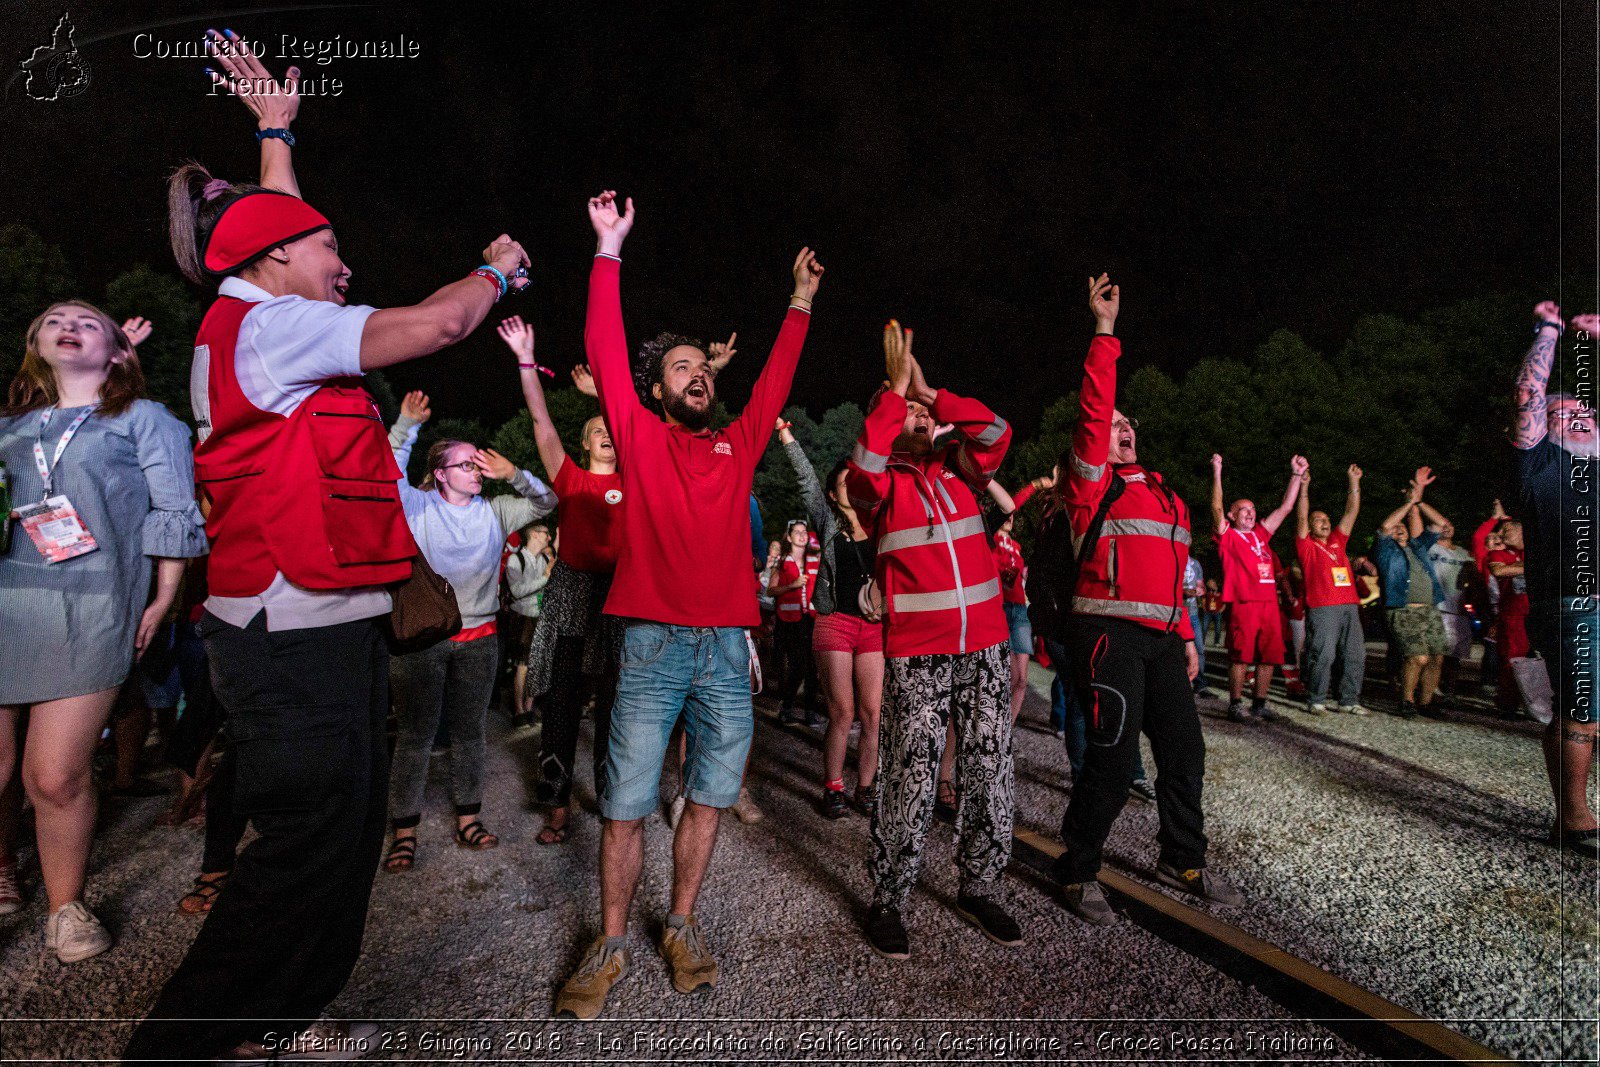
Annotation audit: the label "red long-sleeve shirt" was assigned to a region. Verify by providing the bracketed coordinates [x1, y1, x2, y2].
[585, 254, 811, 626]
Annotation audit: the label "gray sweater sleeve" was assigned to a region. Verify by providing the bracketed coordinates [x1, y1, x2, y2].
[490, 470, 558, 537]
[783, 437, 835, 542]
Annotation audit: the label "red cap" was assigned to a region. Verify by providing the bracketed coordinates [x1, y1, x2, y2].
[201, 191, 331, 276]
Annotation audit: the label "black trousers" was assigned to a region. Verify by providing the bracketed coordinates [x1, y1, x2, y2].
[124, 611, 390, 1061]
[774, 616, 819, 712]
[1055, 615, 1208, 884]
[536, 634, 616, 806]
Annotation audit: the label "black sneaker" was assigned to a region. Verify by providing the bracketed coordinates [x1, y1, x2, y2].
[1228, 700, 1255, 723]
[1418, 702, 1452, 721]
[805, 709, 826, 729]
[954, 892, 1023, 946]
[1127, 778, 1157, 805]
[853, 783, 878, 818]
[1252, 700, 1280, 723]
[1059, 880, 1116, 925]
[821, 787, 848, 820]
[865, 904, 909, 959]
[1394, 701, 1419, 719]
[778, 707, 804, 726]
[1549, 825, 1600, 858]
[1156, 861, 1244, 905]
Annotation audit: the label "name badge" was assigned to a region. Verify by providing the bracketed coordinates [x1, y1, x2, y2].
[17, 495, 98, 563]
[1331, 566, 1352, 587]
[1256, 561, 1273, 582]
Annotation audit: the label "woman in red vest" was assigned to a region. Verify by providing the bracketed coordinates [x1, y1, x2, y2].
[127, 33, 531, 1061]
[769, 517, 823, 724]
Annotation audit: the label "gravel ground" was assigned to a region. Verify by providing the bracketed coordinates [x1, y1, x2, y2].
[1, 644, 1595, 1063]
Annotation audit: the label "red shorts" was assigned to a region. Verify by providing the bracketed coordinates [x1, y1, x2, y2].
[812, 612, 885, 655]
[1227, 600, 1285, 665]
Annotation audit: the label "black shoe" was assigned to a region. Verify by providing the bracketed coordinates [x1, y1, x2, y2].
[1127, 778, 1157, 805]
[865, 904, 910, 959]
[954, 892, 1023, 946]
[778, 707, 803, 726]
[1194, 686, 1216, 699]
[1252, 700, 1280, 723]
[805, 710, 826, 729]
[1156, 861, 1244, 905]
[1549, 825, 1600, 858]
[1228, 700, 1255, 723]
[1418, 702, 1452, 721]
[821, 787, 848, 820]
[1395, 701, 1419, 719]
[1059, 880, 1116, 925]
[853, 783, 878, 818]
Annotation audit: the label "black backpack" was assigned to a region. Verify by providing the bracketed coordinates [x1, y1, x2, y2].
[1026, 474, 1126, 642]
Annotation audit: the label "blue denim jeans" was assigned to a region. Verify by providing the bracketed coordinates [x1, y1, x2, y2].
[601, 622, 753, 820]
[1187, 602, 1207, 687]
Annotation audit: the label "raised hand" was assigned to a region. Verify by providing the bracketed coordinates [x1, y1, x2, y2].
[907, 349, 939, 408]
[205, 29, 300, 130]
[401, 390, 432, 424]
[482, 235, 531, 294]
[1211, 453, 1223, 474]
[497, 315, 535, 360]
[776, 417, 795, 445]
[1571, 313, 1600, 336]
[709, 332, 738, 374]
[792, 248, 825, 302]
[473, 448, 516, 481]
[1492, 498, 1508, 519]
[1414, 465, 1436, 489]
[1534, 300, 1563, 327]
[588, 190, 635, 253]
[883, 320, 913, 397]
[120, 317, 153, 348]
[570, 364, 597, 398]
[1348, 463, 1363, 483]
[1291, 454, 1310, 477]
[1089, 272, 1120, 333]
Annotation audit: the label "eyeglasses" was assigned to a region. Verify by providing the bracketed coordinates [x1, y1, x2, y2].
[439, 461, 481, 473]
[1111, 417, 1139, 431]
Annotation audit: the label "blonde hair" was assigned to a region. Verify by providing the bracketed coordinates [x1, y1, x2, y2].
[3, 301, 145, 417]
[166, 160, 269, 284]
[420, 438, 473, 491]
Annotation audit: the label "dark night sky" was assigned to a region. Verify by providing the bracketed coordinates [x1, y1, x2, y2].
[4, 2, 1593, 436]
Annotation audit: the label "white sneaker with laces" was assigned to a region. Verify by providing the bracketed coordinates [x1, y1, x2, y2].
[43, 901, 111, 963]
[279, 1020, 381, 1061]
[1340, 703, 1371, 717]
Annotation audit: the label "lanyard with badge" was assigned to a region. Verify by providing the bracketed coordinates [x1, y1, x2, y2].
[1309, 537, 1352, 588]
[15, 407, 99, 563]
[1241, 528, 1273, 583]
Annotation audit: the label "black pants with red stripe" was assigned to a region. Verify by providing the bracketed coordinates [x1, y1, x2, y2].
[1055, 615, 1208, 884]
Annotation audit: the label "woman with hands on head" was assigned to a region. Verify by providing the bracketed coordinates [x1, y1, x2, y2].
[383, 388, 556, 867]
[498, 314, 626, 847]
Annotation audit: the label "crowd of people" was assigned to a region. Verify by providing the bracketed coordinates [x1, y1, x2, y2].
[0, 31, 1596, 1061]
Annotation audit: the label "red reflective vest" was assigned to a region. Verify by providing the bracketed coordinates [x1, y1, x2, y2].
[775, 554, 819, 621]
[192, 296, 416, 597]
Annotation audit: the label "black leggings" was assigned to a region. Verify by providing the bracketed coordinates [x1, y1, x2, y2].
[536, 634, 615, 807]
[775, 616, 819, 713]
[1056, 616, 1208, 884]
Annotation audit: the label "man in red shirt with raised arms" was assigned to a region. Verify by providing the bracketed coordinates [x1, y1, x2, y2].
[1211, 452, 1307, 722]
[552, 191, 823, 1020]
[1295, 463, 1368, 715]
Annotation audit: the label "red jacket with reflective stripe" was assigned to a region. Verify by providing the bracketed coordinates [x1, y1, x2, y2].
[1060, 335, 1194, 640]
[845, 388, 1011, 657]
[774, 554, 819, 620]
[192, 296, 416, 597]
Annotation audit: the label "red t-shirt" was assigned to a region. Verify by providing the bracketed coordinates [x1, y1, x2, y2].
[553, 460, 623, 574]
[1296, 529, 1359, 609]
[994, 532, 1027, 605]
[1218, 525, 1278, 603]
[1486, 547, 1528, 618]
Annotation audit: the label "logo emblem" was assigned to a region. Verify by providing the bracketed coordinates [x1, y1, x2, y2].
[712, 441, 733, 457]
[21, 13, 91, 102]
[604, 488, 622, 505]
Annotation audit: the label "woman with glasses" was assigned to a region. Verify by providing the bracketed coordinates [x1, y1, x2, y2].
[382, 389, 555, 871]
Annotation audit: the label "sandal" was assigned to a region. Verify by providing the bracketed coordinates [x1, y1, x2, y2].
[536, 817, 571, 846]
[455, 820, 499, 851]
[935, 779, 958, 818]
[177, 872, 228, 915]
[383, 834, 417, 873]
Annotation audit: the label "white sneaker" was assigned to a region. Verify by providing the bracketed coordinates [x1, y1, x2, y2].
[730, 787, 764, 824]
[279, 1020, 381, 1061]
[1306, 702, 1330, 716]
[667, 794, 686, 830]
[0, 862, 22, 915]
[43, 901, 111, 963]
[1340, 704, 1371, 717]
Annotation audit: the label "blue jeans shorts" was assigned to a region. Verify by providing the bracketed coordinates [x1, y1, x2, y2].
[1004, 601, 1033, 656]
[600, 621, 753, 820]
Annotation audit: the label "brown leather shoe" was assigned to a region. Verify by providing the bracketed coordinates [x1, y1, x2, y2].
[660, 917, 718, 994]
[554, 937, 631, 1019]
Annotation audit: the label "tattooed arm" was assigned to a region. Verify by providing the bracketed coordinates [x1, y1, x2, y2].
[1513, 300, 1564, 449]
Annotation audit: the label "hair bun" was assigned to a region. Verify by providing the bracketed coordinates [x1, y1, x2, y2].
[201, 178, 232, 202]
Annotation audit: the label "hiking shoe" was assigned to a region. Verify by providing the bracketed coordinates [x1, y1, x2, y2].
[1549, 825, 1600, 859]
[1127, 778, 1157, 805]
[0, 862, 22, 916]
[853, 783, 878, 818]
[1228, 700, 1255, 723]
[660, 916, 718, 994]
[43, 901, 111, 963]
[1156, 862, 1244, 905]
[1340, 703, 1371, 717]
[730, 787, 764, 824]
[554, 937, 631, 1019]
[1060, 881, 1116, 925]
[954, 892, 1023, 946]
[667, 794, 686, 829]
[1306, 702, 1330, 716]
[821, 787, 849, 820]
[1394, 701, 1419, 719]
[279, 1020, 381, 1061]
[865, 904, 909, 959]
[1252, 700, 1280, 723]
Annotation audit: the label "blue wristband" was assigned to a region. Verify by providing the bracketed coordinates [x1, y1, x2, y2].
[255, 127, 296, 147]
[1536, 320, 1564, 335]
[477, 264, 508, 298]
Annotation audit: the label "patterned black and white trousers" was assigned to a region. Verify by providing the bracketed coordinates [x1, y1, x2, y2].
[870, 641, 1013, 909]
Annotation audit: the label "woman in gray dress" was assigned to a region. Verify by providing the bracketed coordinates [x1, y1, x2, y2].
[0, 301, 207, 963]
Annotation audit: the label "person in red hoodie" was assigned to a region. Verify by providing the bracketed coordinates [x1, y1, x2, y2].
[552, 191, 823, 1020]
[846, 319, 1020, 960]
[1047, 274, 1242, 926]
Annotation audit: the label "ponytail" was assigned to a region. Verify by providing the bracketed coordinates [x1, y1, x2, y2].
[166, 161, 267, 284]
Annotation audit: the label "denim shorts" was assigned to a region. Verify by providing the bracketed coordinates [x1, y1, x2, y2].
[1528, 608, 1600, 724]
[1003, 601, 1033, 655]
[600, 621, 753, 820]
